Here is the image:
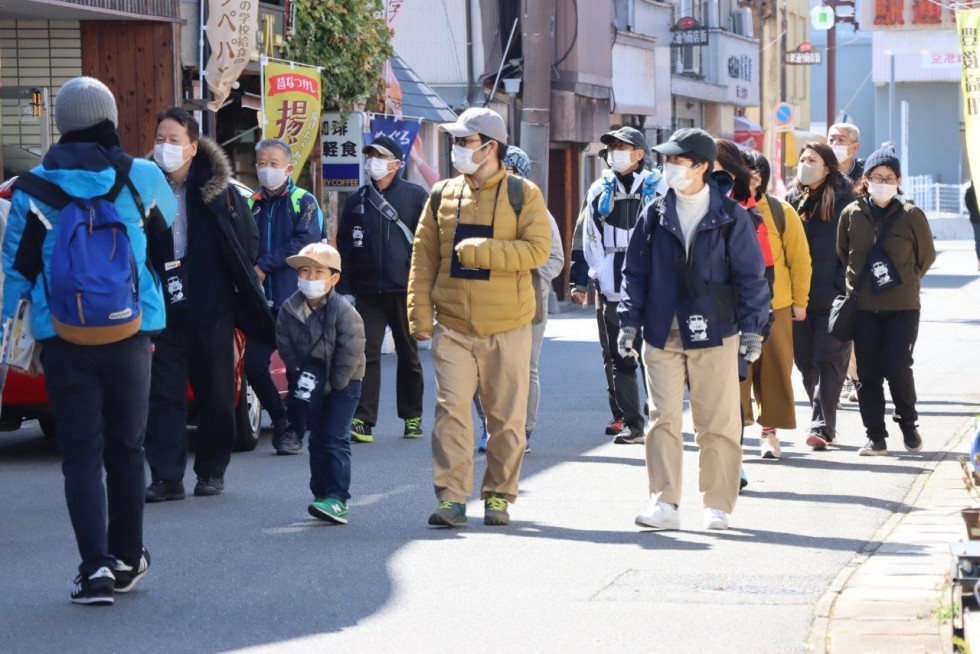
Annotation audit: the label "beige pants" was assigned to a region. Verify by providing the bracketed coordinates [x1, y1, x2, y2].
[431, 323, 532, 503]
[644, 331, 742, 513]
[740, 307, 797, 429]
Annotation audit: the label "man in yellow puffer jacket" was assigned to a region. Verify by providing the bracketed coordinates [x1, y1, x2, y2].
[408, 108, 551, 528]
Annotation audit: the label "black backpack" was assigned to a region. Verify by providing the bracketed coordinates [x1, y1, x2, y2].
[429, 174, 524, 220]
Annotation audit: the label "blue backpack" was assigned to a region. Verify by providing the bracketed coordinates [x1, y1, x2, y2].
[14, 160, 144, 345]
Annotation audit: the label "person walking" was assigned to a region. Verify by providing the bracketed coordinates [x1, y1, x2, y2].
[246, 138, 322, 455]
[408, 107, 551, 527]
[828, 123, 864, 182]
[337, 135, 428, 444]
[619, 128, 770, 531]
[2, 77, 175, 603]
[144, 108, 275, 501]
[965, 182, 980, 271]
[276, 243, 365, 523]
[583, 127, 665, 445]
[739, 149, 812, 459]
[838, 146, 936, 456]
[786, 143, 856, 450]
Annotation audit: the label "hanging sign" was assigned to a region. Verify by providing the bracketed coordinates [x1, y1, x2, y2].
[670, 17, 709, 48]
[262, 60, 322, 174]
[366, 115, 422, 169]
[204, 0, 259, 111]
[785, 42, 823, 65]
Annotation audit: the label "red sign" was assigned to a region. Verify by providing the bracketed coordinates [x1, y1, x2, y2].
[267, 73, 320, 98]
[799, 41, 814, 52]
[677, 16, 697, 29]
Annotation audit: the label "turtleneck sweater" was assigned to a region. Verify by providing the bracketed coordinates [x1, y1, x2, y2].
[675, 184, 711, 255]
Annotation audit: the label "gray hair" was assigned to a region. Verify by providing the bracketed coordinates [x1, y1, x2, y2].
[255, 138, 292, 159]
[828, 123, 860, 143]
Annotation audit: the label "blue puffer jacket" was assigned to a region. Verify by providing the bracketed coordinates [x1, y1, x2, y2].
[618, 177, 770, 349]
[2, 143, 176, 340]
[250, 177, 323, 310]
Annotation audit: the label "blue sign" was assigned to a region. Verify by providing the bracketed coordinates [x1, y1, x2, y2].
[775, 103, 794, 124]
[366, 116, 422, 170]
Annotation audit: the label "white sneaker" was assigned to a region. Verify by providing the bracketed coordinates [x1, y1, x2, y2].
[704, 508, 730, 530]
[635, 500, 680, 530]
[760, 428, 781, 459]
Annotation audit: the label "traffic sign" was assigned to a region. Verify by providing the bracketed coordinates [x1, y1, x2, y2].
[774, 102, 795, 133]
[811, 5, 835, 31]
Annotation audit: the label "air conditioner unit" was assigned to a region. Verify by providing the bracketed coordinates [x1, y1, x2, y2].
[732, 7, 753, 37]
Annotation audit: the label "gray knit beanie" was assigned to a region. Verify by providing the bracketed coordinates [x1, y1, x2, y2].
[55, 76, 118, 134]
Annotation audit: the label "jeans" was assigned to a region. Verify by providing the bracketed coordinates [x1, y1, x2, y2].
[42, 334, 152, 575]
[309, 380, 361, 501]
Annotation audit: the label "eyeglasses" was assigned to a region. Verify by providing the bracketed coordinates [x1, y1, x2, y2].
[868, 175, 898, 185]
[453, 137, 483, 147]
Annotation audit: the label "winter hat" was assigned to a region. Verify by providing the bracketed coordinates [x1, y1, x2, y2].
[864, 145, 900, 177]
[502, 146, 531, 178]
[55, 76, 118, 135]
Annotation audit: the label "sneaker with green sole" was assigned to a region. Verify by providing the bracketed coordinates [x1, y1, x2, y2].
[484, 494, 510, 526]
[350, 418, 373, 443]
[427, 500, 467, 527]
[403, 417, 424, 439]
[308, 498, 349, 524]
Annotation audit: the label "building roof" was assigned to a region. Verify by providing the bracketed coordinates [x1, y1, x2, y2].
[391, 54, 458, 122]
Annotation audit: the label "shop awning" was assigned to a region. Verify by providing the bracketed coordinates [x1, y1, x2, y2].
[390, 54, 458, 123]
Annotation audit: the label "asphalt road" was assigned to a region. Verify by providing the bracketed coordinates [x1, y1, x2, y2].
[1, 241, 978, 654]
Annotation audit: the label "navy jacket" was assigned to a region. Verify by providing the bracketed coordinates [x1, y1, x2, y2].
[618, 177, 770, 349]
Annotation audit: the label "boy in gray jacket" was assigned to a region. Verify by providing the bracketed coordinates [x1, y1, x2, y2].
[277, 243, 366, 523]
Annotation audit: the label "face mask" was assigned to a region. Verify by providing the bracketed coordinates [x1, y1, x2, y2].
[257, 166, 289, 190]
[297, 276, 334, 300]
[610, 150, 635, 174]
[832, 145, 851, 165]
[868, 181, 899, 205]
[797, 162, 825, 187]
[664, 162, 694, 192]
[366, 157, 394, 181]
[154, 143, 190, 173]
[452, 142, 489, 175]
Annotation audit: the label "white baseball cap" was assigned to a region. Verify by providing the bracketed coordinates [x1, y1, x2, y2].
[439, 107, 508, 144]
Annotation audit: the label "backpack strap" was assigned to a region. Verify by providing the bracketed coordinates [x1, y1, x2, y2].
[12, 172, 73, 211]
[766, 193, 786, 236]
[506, 174, 524, 218]
[429, 179, 450, 221]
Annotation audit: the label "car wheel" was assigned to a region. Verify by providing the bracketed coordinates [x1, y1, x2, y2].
[39, 417, 57, 439]
[233, 375, 261, 452]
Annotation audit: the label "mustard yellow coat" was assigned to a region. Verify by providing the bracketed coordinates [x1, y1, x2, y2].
[757, 195, 812, 311]
[408, 168, 552, 338]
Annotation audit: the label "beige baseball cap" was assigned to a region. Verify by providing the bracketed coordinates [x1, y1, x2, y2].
[439, 107, 508, 144]
[286, 242, 342, 272]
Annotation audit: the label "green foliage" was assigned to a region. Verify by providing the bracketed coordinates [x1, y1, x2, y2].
[280, 0, 393, 111]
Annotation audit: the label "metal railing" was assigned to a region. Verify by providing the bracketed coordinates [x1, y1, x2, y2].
[906, 175, 968, 218]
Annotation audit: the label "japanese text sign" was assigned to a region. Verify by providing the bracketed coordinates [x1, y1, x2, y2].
[205, 0, 258, 112]
[958, 9, 980, 188]
[322, 112, 365, 192]
[262, 61, 322, 174]
[366, 115, 421, 171]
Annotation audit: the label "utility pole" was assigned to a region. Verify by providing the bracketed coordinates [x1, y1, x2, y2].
[820, 0, 858, 130]
[519, 0, 554, 202]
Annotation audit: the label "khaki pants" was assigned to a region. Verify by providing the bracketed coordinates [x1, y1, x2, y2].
[431, 323, 532, 503]
[740, 307, 797, 429]
[643, 331, 742, 513]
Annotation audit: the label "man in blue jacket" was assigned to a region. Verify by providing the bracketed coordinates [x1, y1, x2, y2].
[617, 128, 769, 532]
[1, 76, 176, 604]
[246, 139, 322, 454]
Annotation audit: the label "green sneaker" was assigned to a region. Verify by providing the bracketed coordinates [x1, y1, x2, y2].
[308, 498, 349, 524]
[350, 418, 373, 443]
[427, 500, 467, 527]
[484, 494, 510, 526]
[403, 417, 424, 439]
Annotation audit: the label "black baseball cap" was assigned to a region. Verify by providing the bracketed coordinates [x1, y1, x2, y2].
[362, 135, 404, 161]
[652, 128, 717, 162]
[600, 126, 647, 153]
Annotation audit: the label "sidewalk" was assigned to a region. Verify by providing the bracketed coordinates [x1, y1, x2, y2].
[809, 422, 976, 653]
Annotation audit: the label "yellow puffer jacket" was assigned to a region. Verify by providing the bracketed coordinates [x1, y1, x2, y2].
[408, 168, 551, 338]
[757, 194, 812, 310]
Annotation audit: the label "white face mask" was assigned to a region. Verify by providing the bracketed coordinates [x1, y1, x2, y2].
[797, 162, 825, 187]
[868, 181, 899, 205]
[664, 162, 694, 192]
[366, 157, 394, 181]
[257, 166, 289, 190]
[297, 276, 334, 300]
[154, 143, 190, 173]
[609, 150, 635, 174]
[452, 142, 489, 175]
[832, 144, 851, 165]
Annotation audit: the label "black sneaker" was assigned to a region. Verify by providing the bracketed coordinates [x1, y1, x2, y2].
[145, 479, 185, 503]
[403, 417, 424, 439]
[857, 439, 888, 456]
[71, 567, 115, 605]
[276, 429, 303, 455]
[613, 426, 645, 444]
[901, 425, 923, 453]
[194, 477, 224, 496]
[270, 416, 288, 450]
[112, 547, 151, 594]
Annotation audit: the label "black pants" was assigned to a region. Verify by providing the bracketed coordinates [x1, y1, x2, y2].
[793, 311, 851, 439]
[245, 335, 307, 435]
[853, 309, 920, 441]
[42, 334, 151, 576]
[600, 297, 643, 429]
[144, 311, 236, 482]
[595, 292, 623, 421]
[354, 292, 423, 426]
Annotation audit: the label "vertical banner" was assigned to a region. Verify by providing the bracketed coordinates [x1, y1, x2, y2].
[366, 115, 422, 170]
[322, 112, 365, 192]
[262, 61, 323, 174]
[204, 0, 258, 112]
[958, 10, 980, 188]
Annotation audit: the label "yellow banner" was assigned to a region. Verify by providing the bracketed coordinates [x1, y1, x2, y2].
[958, 9, 980, 188]
[261, 61, 322, 175]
